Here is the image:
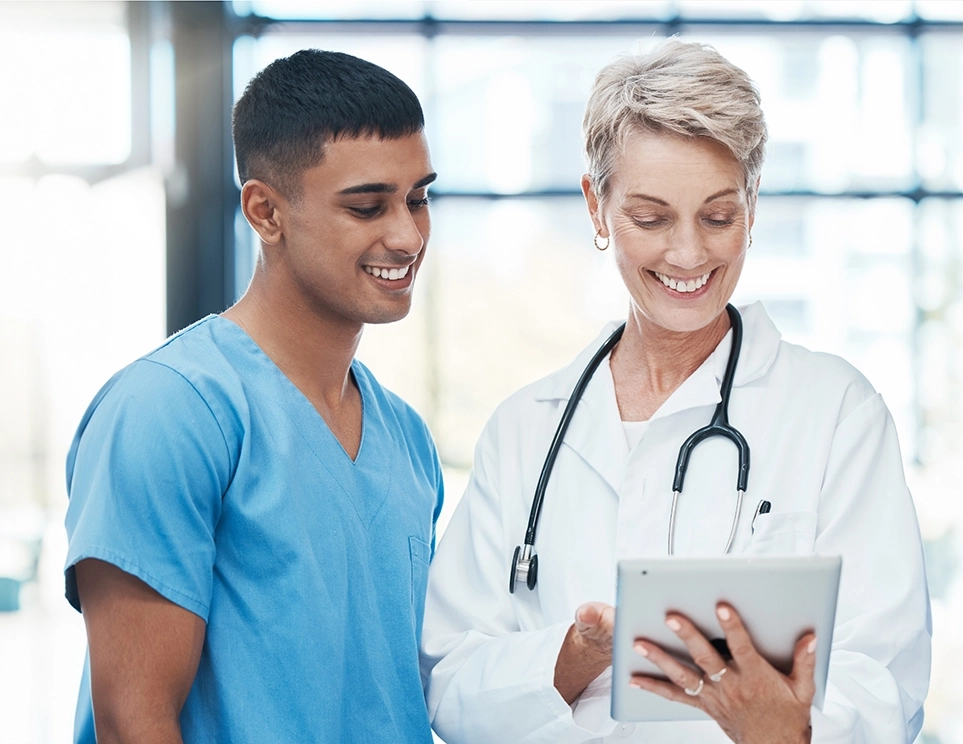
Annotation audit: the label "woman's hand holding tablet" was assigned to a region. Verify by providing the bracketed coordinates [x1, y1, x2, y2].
[611, 555, 841, 733]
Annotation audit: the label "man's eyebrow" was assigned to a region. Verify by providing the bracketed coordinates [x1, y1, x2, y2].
[339, 183, 395, 195]
[338, 172, 437, 196]
[415, 172, 438, 189]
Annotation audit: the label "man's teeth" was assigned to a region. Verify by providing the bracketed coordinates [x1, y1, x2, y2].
[365, 265, 410, 281]
[654, 271, 711, 293]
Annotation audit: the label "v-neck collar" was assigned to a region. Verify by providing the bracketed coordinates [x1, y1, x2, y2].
[211, 315, 368, 465]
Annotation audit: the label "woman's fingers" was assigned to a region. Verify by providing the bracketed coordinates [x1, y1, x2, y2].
[629, 671, 703, 707]
[662, 613, 728, 679]
[789, 633, 818, 704]
[714, 603, 760, 668]
[630, 605, 818, 736]
[574, 602, 608, 632]
[632, 638, 705, 706]
[555, 602, 617, 705]
[573, 601, 615, 651]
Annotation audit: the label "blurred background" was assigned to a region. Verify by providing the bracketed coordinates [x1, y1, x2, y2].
[1, 0, 961, 741]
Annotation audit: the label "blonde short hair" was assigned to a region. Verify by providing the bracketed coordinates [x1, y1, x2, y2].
[583, 39, 767, 208]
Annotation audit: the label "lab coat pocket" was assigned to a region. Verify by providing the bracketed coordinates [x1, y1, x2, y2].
[746, 511, 817, 555]
[409, 535, 431, 636]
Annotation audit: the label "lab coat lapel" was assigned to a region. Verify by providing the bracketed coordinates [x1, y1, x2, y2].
[650, 301, 782, 422]
[533, 322, 628, 496]
[562, 356, 629, 495]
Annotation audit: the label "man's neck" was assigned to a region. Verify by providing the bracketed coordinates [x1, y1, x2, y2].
[222, 285, 362, 414]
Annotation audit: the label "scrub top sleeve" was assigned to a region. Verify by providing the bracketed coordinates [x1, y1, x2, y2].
[65, 360, 233, 621]
[811, 393, 930, 744]
[422, 429, 607, 744]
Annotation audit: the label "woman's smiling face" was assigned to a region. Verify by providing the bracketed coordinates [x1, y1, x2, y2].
[585, 129, 754, 336]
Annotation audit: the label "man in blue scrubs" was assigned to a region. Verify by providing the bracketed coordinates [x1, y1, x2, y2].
[64, 50, 443, 743]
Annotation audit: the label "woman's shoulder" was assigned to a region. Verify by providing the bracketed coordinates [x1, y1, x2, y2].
[740, 302, 873, 393]
[767, 333, 879, 422]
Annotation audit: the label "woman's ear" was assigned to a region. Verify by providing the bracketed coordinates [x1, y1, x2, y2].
[240, 180, 284, 245]
[581, 174, 605, 236]
[749, 176, 761, 229]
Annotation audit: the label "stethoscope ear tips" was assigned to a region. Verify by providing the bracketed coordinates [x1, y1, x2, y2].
[510, 544, 538, 593]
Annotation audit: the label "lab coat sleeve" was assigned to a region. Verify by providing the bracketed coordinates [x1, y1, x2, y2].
[810, 392, 931, 744]
[421, 419, 610, 744]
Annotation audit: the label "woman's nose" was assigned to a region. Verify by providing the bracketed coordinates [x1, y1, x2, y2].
[664, 225, 709, 270]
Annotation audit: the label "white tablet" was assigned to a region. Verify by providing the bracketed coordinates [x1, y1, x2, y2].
[611, 555, 841, 722]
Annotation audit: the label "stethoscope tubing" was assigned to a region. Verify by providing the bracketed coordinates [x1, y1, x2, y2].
[672, 304, 749, 494]
[511, 304, 750, 592]
[523, 324, 625, 547]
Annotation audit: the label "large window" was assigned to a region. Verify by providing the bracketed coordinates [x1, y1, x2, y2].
[2, 2, 962, 742]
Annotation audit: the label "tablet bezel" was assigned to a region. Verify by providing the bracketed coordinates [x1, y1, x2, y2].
[611, 555, 841, 722]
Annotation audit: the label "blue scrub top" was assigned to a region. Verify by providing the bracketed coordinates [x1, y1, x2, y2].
[65, 316, 443, 743]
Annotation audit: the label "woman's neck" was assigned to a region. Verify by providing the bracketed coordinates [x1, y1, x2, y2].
[609, 308, 731, 422]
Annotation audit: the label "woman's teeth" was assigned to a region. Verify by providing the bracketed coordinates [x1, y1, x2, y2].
[653, 270, 711, 293]
[365, 265, 410, 281]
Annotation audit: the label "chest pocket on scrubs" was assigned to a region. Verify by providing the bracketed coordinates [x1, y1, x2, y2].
[409, 535, 431, 634]
[746, 511, 818, 555]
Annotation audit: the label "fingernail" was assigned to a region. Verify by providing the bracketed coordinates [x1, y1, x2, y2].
[629, 680, 643, 689]
[665, 617, 682, 632]
[807, 636, 817, 654]
[716, 606, 731, 622]
[634, 641, 649, 657]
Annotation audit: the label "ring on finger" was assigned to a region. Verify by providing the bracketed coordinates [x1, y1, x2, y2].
[683, 678, 704, 696]
[708, 667, 728, 683]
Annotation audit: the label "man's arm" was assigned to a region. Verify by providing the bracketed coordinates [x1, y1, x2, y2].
[76, 558, 206, 744]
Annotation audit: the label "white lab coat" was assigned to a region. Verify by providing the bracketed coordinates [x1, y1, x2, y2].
[421, 302, 931, 744]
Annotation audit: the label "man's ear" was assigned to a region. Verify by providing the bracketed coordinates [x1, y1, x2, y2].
[241, 179, 285, 245]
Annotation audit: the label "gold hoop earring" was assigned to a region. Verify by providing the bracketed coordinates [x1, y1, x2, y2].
[594, 232, 610, 251]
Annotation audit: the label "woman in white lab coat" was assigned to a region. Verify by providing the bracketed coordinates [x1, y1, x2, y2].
[420, 40, 931, 744]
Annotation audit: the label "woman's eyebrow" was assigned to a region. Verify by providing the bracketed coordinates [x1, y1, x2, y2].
[703, 188, 738, 203]
[625, 193, 669, 205]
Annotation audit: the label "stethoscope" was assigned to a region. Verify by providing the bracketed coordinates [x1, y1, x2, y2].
[509, 304, 750, 593]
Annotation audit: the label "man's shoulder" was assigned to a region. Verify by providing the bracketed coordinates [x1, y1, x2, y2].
[73, 317, 252, 450]
[142, 315, 243, 383]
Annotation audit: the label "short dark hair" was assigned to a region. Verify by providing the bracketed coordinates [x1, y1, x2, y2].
[232, 49, 425, 199]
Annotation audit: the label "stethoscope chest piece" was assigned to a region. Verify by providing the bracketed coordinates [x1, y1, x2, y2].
[509, 544, 538, 594]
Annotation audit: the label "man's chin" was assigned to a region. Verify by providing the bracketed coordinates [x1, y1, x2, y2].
[363, 303, 413, 326]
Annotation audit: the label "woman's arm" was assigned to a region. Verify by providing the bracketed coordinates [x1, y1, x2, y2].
[807, 393, 930, 742]
[553, 602, 616, 704]
[421, 424, 609, 744]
